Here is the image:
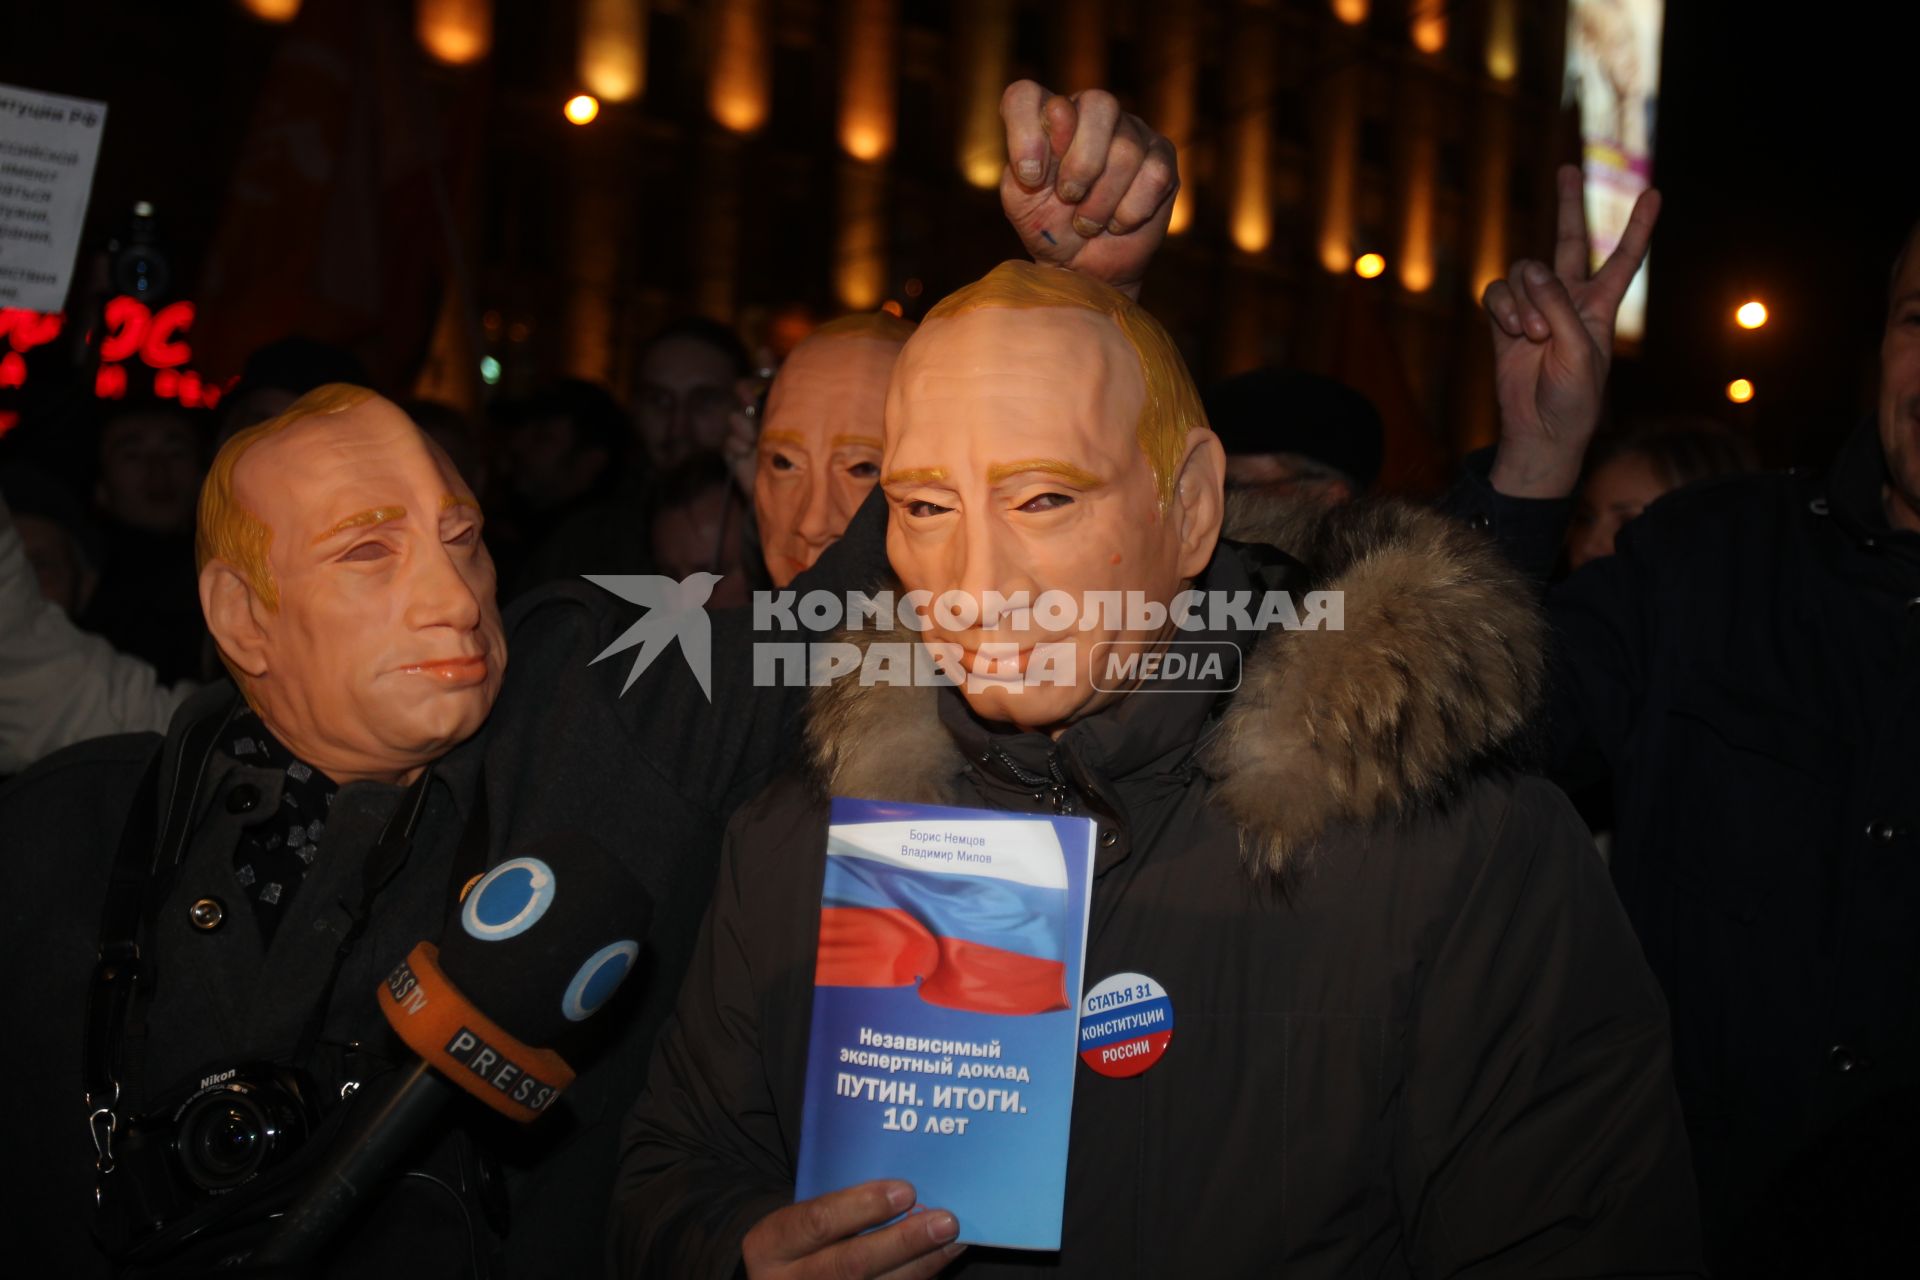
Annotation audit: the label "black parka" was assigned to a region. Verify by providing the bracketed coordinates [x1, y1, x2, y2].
[1525, 419, 1920, 1266]
[614, 501, 1705, 1278]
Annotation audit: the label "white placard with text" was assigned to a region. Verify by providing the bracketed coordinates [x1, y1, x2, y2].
[0, 82, 108, 314]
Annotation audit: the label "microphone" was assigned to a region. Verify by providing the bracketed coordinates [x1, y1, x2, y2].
[253, 830, 653, 1263]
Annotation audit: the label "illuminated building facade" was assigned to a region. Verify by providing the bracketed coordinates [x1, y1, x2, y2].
[473, 0, 1573, 476]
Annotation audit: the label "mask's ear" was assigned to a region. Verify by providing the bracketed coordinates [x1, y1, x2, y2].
[200, 560, 270, 680]
[1173, 426, 1226, 580]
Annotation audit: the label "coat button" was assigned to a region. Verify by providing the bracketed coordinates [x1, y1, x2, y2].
[1829, 1044, 1857, 1074]
[1099, 829, 1118, 848]
[225, 784, 260, 814]
[1867, 822, 1898, 844]
[188, 897, 226, 932]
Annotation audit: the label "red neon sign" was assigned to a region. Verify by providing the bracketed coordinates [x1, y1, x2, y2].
[0, 296, 227, 410]
[0, 309, 61, 354]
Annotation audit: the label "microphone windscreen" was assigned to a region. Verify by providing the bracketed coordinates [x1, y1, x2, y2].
[437, 830, 654, 1051]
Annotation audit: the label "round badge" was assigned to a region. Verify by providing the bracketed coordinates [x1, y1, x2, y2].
[561, 939, 641, 1022]
[1079, 972, 1173, 1078]
[461, 857, 556, 941]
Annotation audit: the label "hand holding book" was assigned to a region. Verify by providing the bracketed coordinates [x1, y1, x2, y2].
[742, 1179, 964, 1280]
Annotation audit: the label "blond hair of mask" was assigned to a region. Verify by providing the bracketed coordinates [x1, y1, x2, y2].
[921, 261, 1206, 509]
[196, 382, 379, 615]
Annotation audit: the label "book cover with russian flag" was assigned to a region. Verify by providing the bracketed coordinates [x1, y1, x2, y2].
[796, 798, 1096, 1251]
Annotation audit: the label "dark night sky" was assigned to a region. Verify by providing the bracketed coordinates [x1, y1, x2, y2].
[1631, 1, 1920, 466]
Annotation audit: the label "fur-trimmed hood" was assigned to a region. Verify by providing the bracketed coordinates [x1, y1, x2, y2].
[807, 493, 1544, 873]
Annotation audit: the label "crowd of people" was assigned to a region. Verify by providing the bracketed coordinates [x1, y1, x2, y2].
[0, 74, 1914, 1279]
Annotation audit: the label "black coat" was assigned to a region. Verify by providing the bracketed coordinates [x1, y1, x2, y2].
[614, 500, 1704, 1277]
[0, 502, 892, 1276]
[1518, 419, 1920, 1265]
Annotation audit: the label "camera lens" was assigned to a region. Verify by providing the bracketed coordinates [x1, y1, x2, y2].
[175, 1082, 303, 1191]
[199, 1104, 259, 1174]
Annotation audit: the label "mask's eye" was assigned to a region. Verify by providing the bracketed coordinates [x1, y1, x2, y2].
[847, 460, 880, 480]
[341, 541, 392, 562]
[1017, 492, 1074, 513]
[906, 499, 952, 518]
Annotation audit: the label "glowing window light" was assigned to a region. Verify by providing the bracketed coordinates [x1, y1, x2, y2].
[1229, 90, 1271, 254]
[1469, 104, 1512, 301]
[579, 0, 647, 103]
[1399, 126, 1436, 292]
[1149, 6, 1196, 236]
[1169, 187, 1195, 236]
[1227, 11, 1272, 254]
[838, 0, 897, 161]
[956, 0, 1014, 188]
[417, 0, 491, 65]
[1736, 300, 1768, 329]
[1726, 378, 1755, 404]
[1332, 0, 1369, 24]
[835, 163, 887, 310]
[710, 0, 770, 133]
[564, 94, 600, 126]
[1411, 0, 1447, 54]
[480, 356, 501, 386]
[1317, 61, 1359, 274]
[1485, 0, 1519, 81]
[238, 0, 301, 21]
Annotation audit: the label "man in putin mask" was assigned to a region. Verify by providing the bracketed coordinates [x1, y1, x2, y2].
[616, 261, 1704, 1276]
[0, 387, 537, 1271]
[746, 312, 915, 588]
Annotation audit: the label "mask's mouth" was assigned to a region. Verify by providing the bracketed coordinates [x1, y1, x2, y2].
[401, 655, 490, 686]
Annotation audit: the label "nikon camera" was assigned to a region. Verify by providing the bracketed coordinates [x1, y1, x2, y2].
[96, 1061, 320, 1258]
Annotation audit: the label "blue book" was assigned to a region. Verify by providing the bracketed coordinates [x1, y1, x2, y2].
[795, 797, 1097, 1251]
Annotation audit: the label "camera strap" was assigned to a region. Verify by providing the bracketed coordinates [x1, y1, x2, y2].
[85, 691, 241, 1182]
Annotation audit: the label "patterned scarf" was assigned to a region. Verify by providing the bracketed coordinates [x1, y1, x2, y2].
[226, 706, 339, 943]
